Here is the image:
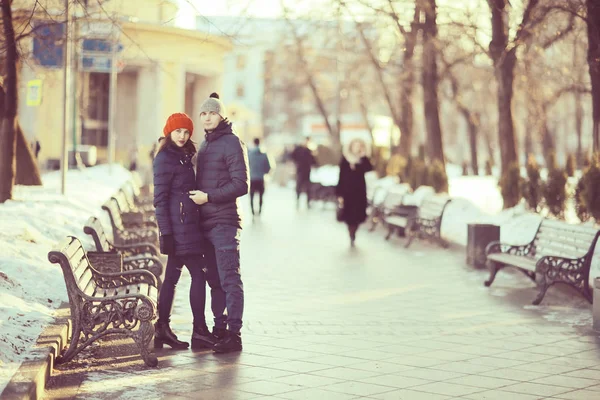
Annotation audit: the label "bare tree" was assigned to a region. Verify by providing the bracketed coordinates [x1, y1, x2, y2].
[280, 5, 342, 150]
[0, 0, 20, 203]
[345, 0, 420, 157]
[486, 0, 543, 174]
[588, 0, 600, 151]
[420, 0, 444, 165]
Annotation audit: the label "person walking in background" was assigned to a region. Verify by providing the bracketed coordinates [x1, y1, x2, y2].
[291, 136, 316, 209]
[248, 137, 272, 216]
[153, 112, 226, 350]
[189, 92, 249, 354]
[336, 138, 373, 247]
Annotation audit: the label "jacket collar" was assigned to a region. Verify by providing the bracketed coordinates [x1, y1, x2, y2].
[205, 119, 233, 142]
[165, 144, 193, 163]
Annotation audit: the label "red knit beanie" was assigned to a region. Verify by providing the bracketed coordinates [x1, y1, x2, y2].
[163, 113, 194, 137]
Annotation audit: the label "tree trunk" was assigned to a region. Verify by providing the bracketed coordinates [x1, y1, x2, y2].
[0, 1, 18, 203]
[16, 122, 42, 185]
[467, 112, 479, 175]
[488, 0, 519, 174]
[587, 0, 600, 152]
[288, 22, 341, 151]
[421, 0, 445, 165]
[495, 49, 519, 173]
[397, 6, 420, 158]
[575, 91, 583, 167]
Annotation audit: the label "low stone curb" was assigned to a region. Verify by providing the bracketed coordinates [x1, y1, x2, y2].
[1, 305, 71, 400]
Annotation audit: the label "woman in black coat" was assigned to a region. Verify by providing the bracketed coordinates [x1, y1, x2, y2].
[336, 138, 373, 247]
[153, 113, 226, 350]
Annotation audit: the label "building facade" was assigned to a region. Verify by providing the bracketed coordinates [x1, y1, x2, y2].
[14, 0, 231, 169]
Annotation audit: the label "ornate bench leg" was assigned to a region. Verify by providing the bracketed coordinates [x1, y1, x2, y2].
[369, 216, 378, 232]
[405, 232, 415, 248]
[132, 304, 158, 367]
[385, 225, 394, 240]
[437, 232, 449, 248]
[57, 321, 82, 364]
[484, 261, 501, 287]
[532, 282, 550, 305]
[520, 270, 536, 283]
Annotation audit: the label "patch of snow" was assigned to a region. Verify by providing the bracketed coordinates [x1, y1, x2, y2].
[0, 164, 133, 393]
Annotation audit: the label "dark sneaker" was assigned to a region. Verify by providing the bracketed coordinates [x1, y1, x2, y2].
[212, 327, 227, 341]
[191, 325, 215, 350]
[213, 331, 242, 353]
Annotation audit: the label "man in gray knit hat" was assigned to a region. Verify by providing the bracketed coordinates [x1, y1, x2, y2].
[189, 92, 249, 353]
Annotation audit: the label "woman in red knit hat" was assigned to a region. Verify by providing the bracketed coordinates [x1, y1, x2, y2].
[152, 113, 226, 350]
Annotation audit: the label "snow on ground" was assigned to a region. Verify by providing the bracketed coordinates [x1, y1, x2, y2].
[0, 165, 133, 393]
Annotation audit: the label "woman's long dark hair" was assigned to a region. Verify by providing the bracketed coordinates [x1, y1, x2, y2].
[157, 133, 196, 155]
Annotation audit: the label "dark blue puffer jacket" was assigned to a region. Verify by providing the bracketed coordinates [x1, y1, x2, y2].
[153, 144, 204, 255]
[195, 120, 249, 230]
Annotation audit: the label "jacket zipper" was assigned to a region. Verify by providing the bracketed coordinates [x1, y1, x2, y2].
[180, 202, 184, 223]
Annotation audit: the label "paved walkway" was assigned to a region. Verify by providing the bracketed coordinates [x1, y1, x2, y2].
[44, 187, 600, 400]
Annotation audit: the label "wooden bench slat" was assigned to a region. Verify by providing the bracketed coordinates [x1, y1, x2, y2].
[386, 215, 408, 227]
[537, 229, 597, 245]
[533, 240, 590, 258]
[540, 219, 599, 236]
[71, 250, 88, 281]
[487, 253, 537, 272]
[81, 272, 96, 296]
[63, 238, 83, 259]
[96, 283, 150, 298]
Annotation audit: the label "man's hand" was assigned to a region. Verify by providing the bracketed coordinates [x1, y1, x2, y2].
[189, 190, 209, 205]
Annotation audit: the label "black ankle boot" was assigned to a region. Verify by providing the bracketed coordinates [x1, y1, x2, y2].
[154, 321, 189, 350]
[213, 330, 242, 354]
[212, 327, 227, 341]
[191, 324, 215, 349]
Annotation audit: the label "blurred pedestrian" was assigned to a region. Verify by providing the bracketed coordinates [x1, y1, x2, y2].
[336, 138, 373, 247]
[248, 137, 272, 216]
[291, 136, 316, 209]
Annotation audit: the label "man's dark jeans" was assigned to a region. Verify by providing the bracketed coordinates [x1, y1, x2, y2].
[205, 225, 244, 333]
[158, 254, 226, 330]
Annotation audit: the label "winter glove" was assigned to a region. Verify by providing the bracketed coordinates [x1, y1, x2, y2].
[159, 234, 175, 255]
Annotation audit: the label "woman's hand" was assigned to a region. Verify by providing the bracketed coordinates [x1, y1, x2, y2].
[189, 190, 209, 205]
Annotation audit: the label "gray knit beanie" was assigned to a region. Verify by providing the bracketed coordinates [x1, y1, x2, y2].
[199, 92, 226, 118]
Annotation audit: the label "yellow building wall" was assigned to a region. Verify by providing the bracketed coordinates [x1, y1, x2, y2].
[16, 14, 231, 167]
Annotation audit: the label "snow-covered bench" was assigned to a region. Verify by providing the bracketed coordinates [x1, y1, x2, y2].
[405, 194, 452, 248]
[102, 198, 159, 247]
[366, 183, 409, 234]
[84, 216, 164, 289]
[484, 219, 600, 305]
[48, 236, 158, 367]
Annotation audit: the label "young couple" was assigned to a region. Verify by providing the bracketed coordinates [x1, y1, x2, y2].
[152, 93, 248, 354]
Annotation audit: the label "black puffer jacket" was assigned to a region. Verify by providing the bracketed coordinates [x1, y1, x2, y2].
[195, 120, 249, 230]
[153, 144, 204, 255]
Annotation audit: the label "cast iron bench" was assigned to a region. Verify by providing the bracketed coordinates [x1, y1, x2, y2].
[84, 216, 163, 288]
[112, 189, 156, 225]
[369, 183, 410, 232]
[48, 236, 158, 367]
[404, 194, 451, 248]
[102, 198, 159, 247]
[484, 219, 600, 305]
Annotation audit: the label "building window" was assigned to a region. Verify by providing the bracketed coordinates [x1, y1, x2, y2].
[236, 54, 246, 70]
[236, 84, 245, 98]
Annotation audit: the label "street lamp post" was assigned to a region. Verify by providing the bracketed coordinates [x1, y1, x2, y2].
[60, 0, 71, 194]
[107, 16, 118, 172]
